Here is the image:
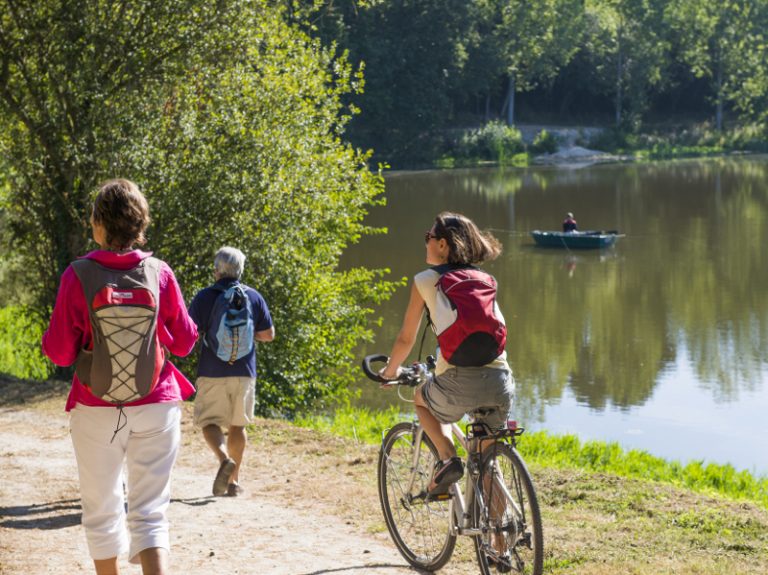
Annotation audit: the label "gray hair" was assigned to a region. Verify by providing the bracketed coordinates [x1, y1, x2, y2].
[214, 246, 246, 279]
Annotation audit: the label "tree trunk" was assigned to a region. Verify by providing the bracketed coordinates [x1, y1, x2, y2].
[506, 75, 516, 126]
[485, 94, 491, 122]
[715, 54, 723, 132]
[615, 26, 623, 127]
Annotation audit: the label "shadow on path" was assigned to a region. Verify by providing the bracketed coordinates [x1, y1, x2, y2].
[298, 564, 424, 575]
[0, 499, 81, 530]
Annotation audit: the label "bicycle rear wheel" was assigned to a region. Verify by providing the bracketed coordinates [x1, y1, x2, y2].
[378, 421, 456, 571]
[474, 443, 543, 575]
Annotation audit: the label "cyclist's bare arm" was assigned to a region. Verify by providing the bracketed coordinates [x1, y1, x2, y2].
[381, 282, 425, 379]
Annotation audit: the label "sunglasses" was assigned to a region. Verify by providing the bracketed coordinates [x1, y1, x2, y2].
[424, 231, 438, 243]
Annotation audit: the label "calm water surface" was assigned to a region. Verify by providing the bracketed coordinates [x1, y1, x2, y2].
[343, 156, 768, 476]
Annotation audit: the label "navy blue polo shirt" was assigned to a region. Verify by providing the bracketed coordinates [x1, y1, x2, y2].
[188, 278, 273, 378]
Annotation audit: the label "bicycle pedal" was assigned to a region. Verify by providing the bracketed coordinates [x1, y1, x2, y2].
[427, 492, 452, 501]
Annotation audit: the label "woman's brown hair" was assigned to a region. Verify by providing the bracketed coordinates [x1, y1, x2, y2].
[433, 211, 502, 265]
[92, 179, 150, 250]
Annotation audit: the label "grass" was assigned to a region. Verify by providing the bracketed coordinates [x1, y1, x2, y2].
[295, 405, 768, 510]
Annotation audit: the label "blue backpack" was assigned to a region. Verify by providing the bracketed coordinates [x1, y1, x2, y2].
[204, 284, 255, 364]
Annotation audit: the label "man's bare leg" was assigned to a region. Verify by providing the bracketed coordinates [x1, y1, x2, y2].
[226, 425, 246, 485]
[202, 424, 228, 463]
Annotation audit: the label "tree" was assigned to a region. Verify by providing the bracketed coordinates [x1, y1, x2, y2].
[0, 0, 233, 302]
[666, 0, 768, 131]
[577, 0, 670, 128]
[480, 0, 585, 126]
[308, 0, 476, 164]
[0, 0, 396, 412]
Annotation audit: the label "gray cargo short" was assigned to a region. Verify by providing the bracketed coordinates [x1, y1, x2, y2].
[420, 366, 515, 429]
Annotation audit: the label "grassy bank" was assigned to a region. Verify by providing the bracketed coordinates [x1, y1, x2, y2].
[293, 404, 768, 574]
[295, 405, 768, 510]
[426, 121, 768, 169]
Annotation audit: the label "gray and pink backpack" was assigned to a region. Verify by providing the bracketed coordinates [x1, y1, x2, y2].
[72, 257, 165, 404]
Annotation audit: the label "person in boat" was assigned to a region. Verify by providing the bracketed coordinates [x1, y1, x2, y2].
[562, 212, 578, 233]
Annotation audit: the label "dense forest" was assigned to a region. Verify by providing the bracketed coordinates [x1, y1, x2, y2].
[1, 0, 767, 412]
[298, 0, 768, 165]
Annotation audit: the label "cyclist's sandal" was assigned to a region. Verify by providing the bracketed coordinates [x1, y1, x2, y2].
[428, 456, 464, 497]
[213, 458, 236, 496]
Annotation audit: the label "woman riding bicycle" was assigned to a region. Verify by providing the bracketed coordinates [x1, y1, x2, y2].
[379, 211, 515, 496]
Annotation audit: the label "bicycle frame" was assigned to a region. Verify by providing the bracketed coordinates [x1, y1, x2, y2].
[405, 421, 521, 539]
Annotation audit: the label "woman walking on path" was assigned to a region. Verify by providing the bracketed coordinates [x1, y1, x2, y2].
[42, 179, 198, 575]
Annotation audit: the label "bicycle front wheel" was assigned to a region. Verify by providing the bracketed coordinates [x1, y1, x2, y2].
[378, 421, 456, 571]
[474, 443, 543, 575]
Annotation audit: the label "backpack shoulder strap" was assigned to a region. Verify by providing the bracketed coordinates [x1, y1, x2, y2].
[430, 263, 476, 277]
[71, 258, 101, 305]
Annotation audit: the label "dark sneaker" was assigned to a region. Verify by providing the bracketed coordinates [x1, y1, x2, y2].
[428, 456, 464, 496]
[227, 482, 243, 497]
[213, 458, 236, 496]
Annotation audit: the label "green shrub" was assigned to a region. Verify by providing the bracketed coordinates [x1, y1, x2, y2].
[587, 127, 632, 152]
[453, 121, 525, 163]
[0, 306, 54, 380]
[530, 129, 559, 155]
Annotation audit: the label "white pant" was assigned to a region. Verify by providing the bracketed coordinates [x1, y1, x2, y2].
[70, 402, 181, 562]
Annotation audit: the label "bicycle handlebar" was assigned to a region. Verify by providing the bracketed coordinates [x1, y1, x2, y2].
[361, 354, 390, 383]
[361, 354, 435, 387]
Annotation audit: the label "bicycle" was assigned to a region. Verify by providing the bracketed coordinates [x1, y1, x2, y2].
[361, 354, 544, 574]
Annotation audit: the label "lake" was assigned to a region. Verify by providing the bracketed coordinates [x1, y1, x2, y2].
[342, 156, 768, 476]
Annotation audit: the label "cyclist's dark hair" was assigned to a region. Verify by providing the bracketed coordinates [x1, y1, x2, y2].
[92, 179, 150, 250]
[433, 212, 501, 265]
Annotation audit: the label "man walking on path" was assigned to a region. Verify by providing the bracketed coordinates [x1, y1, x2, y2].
[189, 247, 275, 496]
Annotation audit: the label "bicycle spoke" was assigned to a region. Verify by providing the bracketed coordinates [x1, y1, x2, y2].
[473, 443, 543, 575]
[378, 423, 456, 570]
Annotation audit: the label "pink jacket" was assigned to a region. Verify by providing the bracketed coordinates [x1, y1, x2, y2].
[42, 250, 198, 411]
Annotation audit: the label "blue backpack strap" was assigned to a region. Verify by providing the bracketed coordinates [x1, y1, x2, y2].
[202, 282, 233, 347]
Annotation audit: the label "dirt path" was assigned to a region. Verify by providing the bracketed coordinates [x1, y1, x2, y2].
[0, 386, 416, 575]
[4, 379, 767, 575]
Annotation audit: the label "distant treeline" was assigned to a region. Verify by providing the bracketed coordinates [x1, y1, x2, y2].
[300, 0, 768, 165]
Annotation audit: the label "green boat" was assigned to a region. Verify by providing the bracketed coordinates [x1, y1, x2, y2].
[531, 230, 621, 249]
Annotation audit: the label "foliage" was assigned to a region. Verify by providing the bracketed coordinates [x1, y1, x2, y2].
[587, 123, 768, 157]
[306, 0, 477, 166]
[0, 1, 398, 413]
[451, 121, 526, 164]
[665, 0, 768, 129]
[0, 0, 235, 303]
[484, 0, 585, 124]
[302, 0, 768, 163]
[530, 129, 560, 155]
[0, 306, 53, 380]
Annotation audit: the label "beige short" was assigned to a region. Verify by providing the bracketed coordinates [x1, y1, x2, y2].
[193, 376, 256, 428]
